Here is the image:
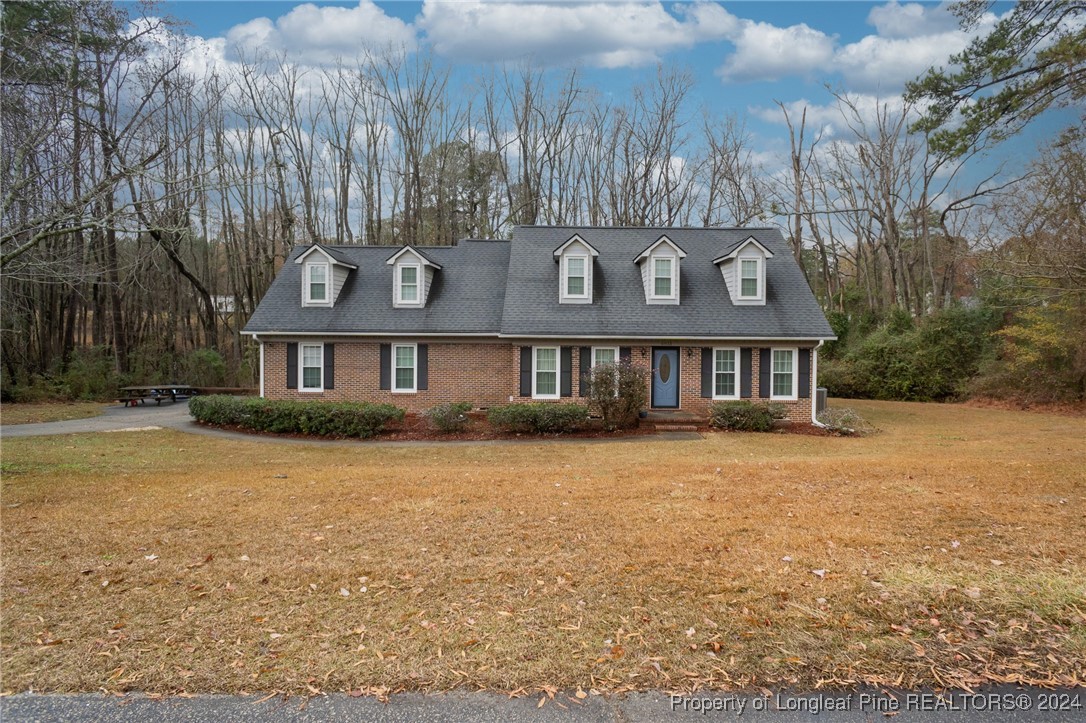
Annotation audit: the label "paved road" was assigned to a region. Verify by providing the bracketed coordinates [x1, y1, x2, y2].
[1, 401, 193, 438]
[3, 688, 1081, 722]
[1, 403, 702, 446]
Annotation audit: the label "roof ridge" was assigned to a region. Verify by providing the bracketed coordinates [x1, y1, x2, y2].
[513, 224, 779, 231]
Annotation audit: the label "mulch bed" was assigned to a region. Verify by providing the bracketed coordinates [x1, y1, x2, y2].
[194, 412, 835, 442]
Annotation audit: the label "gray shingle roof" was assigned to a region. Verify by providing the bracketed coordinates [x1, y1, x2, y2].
[244, 240, 510, 335]
[500, 226, 834, 339]
[243, 227, 834, 340]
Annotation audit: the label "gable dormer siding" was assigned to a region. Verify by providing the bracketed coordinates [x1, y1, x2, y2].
[332, 265, 349, 302]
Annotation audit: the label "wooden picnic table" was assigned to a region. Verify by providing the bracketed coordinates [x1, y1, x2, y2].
[118, 385, 195, 407]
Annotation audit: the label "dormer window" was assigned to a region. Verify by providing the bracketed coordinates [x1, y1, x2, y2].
[740, 258, 761, 299]
[294, 243, 357, 308]
[713, 236, 773, 306]
[306, 262, 328, 303]
[386, 245, 442, 308]
[553, 234, 599, 304]
[652, 257, 675, 299]
[397, 263, 420, 305]
[564, 256, 587, 298]
[635, 235, 687, 305]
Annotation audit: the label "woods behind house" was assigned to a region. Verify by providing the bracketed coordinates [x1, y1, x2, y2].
[2, 1, 1083, 403]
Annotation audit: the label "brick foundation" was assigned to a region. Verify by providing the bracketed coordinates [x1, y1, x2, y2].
[261, 339, 815, 421]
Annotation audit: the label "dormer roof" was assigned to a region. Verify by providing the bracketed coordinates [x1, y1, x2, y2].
[634, 235, 687, 263]
[552, 234, 600, 259]
[712, 236, 775, 264]
[293, 243, 358, 269]
[384, 245, 443, 269]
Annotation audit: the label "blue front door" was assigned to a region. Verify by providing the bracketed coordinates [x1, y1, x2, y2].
[652, 348, 679, 408]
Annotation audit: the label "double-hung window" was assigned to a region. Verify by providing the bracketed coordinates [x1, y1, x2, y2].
[533, 347, 559, 399]
[740, 258, 760, 298]
[398, 265, 419, 304]
[393, 344, 416, 393]
[564, 256, 587, 298]
[771, 348, 797, 400]
[591, 347, 617, 367]
[300, 343, 323, 391]
[306, 263, 328, 303]
[652, 257, 674, 298]
[713, 348, 738, 399]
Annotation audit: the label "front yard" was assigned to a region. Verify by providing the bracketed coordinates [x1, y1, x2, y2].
[1, 400, 1083, 696]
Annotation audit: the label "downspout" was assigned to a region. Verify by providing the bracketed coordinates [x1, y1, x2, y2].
[258, 335, 265, 399]
[810, 339, 826, 428]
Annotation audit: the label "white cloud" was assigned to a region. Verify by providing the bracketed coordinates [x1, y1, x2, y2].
[224, 1, 415, 65]
[833, 31, 967, 92]
[715, 20, 836, 83]
[418, 1, 734, 68]
[867, 1, 960, 39]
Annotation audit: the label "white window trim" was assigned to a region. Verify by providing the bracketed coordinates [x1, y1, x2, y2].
[590, 346, 619, 368]
[739, 257, 763, 300]
[561, 254, 590, 301]
[591, 346, 620, 396]
[770, 347, 799, 401]
[304, 262, 330, 305]
[299, 343, 323, 392]
[650, 254, 678, 300]
[391, 343, 418, 393]
[396, 263, 422, 306]
[711, 346, 740, 400]
[532, 345, 560, 400]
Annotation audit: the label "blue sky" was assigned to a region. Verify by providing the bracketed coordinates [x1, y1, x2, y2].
[153, 1, 1067, 176]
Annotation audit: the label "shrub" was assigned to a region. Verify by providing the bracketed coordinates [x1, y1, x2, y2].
[61, 346, 121, 400]
[817, 407, 876, 436]
[819, 305, 999, 401]
[189, 395, 404, 438]
[583, 361, 649, 430]
[708, 400, 777, 432]
[178, 348, 227, 387]
[487, 402, 589, 434]
[425, 402, 473, 433]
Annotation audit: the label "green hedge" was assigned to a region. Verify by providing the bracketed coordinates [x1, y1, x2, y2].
[188, 395, 404, 438]
[487, 402, 589, 434]
[708, 400, 785, 432]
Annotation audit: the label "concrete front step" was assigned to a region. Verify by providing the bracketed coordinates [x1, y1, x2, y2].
[652, 423, 700, 432]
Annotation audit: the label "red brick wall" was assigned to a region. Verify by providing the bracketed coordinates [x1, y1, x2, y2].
[262, 339, 816, 421]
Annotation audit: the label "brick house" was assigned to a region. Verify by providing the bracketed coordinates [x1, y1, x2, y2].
[243, 226, 835, 422]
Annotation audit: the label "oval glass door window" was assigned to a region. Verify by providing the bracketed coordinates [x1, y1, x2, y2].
[659, 354, 671, 383]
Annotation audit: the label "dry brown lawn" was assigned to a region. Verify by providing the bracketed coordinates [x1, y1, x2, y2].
[1, 402, 106, 425]
[2, 399, 1083, 697]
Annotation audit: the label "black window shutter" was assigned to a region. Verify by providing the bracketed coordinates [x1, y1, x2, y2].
[619, 346, 631, 363]
[798, 348, 811, 399]
[379, 343, 391, 390]
[519, 347, 532, 397]
[578, 346, 591, 396]
[417, 344, 428, 391]
[700, 347, 713, 398]
[560, 346, 573, 397]
[286, 342, 298, 389]
[759, 348, 772, 398]
[740, 347, 752, 398]
[323, 343, 335, 390]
